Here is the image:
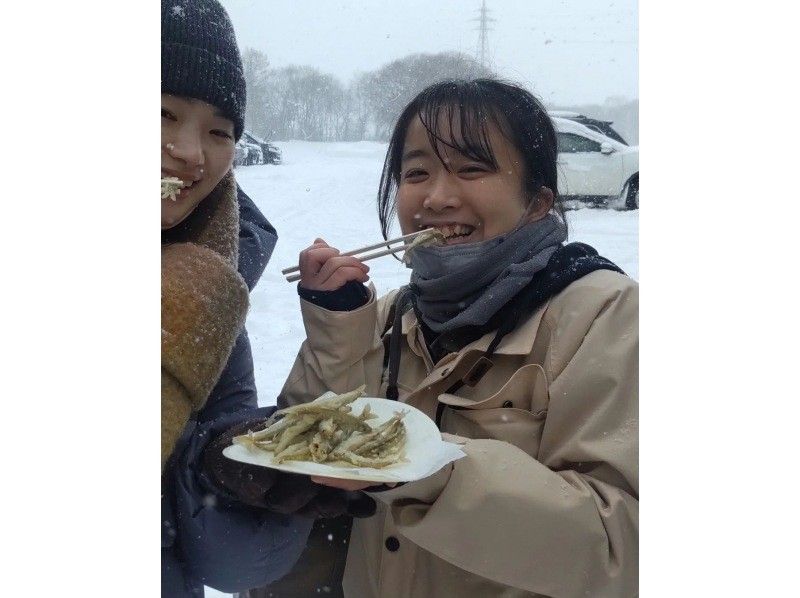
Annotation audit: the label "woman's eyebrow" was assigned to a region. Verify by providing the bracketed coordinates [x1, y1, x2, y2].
[402, 148, 429, 163]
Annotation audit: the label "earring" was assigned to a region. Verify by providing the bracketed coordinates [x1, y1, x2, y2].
[165, 142, 175, 152]
[199, 168, 204, 174]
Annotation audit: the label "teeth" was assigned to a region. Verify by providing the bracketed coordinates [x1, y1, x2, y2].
[434, 224, 474, 239]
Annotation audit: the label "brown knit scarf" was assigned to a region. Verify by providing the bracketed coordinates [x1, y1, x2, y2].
[161, 172, 249, 471]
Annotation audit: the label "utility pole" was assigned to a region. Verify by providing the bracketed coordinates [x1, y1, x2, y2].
[473, 0, 495, 67]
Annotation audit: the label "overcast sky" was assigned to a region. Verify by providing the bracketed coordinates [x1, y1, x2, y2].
[220, 0, 637, 106]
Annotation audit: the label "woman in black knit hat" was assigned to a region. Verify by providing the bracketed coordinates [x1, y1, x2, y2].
[161, 1, 375, 596]
[160, 1, 306, 595]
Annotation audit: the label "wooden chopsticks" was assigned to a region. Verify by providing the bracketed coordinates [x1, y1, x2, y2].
[283, 229, 433, 283]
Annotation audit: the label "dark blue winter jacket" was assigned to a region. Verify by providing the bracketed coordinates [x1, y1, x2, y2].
[161, 186, 313, 597]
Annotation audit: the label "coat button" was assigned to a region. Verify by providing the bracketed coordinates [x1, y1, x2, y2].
[502, 400, 513, 408]
[385, 536, 400, 552]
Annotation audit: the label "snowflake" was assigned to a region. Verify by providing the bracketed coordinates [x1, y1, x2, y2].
[171, 5, 184, 17]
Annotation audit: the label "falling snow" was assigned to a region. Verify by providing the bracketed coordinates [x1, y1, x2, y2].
[231, 140, 637, 412]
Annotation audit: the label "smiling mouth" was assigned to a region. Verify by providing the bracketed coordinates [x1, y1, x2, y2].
[424, 223, 477, 245]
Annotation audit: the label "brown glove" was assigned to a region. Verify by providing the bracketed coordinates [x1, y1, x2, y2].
[161, 242, 249, 471]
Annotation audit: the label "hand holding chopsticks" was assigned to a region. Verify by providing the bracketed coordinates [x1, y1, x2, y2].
[283, 229, 435, 284]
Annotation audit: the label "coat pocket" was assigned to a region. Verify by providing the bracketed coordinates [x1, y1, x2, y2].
[437, 363, 549, 457]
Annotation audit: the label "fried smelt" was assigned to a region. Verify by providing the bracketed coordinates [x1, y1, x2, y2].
[161, 177, 184, 201]
[402, 228, 446, 263]
[330, 450, 407, 469]
[231, 387, 407, 469]
[273, 414, 318, 454]
[279, 385, 366, 415]
[274, 440, 312, 463]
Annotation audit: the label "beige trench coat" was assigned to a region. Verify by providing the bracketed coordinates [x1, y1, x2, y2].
[278, 269, 638, 598]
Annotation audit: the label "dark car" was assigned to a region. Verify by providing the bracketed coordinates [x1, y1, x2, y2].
[241, 131, 282, 165]
[234, 140, 248, 167]
[234, 139, 262, 167]
[548, 111, 628, 146]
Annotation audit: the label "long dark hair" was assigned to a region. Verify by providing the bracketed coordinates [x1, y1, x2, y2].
[377, 78, 565, 239]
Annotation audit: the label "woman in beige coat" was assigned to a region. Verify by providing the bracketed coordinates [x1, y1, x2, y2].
[246, 79, 638, 598]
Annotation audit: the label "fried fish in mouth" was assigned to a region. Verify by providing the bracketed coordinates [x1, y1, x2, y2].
[402, 228, 446, 263]
[232, 385, 408, 468]
[161, 176, 185, 201]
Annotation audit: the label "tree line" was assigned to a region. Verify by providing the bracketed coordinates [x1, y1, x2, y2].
[242, 49, 493, 142]
[243, 48, 638, 145]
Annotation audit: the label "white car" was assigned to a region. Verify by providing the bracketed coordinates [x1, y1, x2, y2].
[551, 116, 639, 209]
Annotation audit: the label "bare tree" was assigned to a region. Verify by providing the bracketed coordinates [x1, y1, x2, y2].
[241, 48, 271, 139]
[347, 73, 375, 141]
[358, 52, 494, 139]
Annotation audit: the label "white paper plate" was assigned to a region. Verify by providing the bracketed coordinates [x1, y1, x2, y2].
[223, 397, 465, 483]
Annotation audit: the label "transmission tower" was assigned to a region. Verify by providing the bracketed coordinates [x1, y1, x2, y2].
[473, 0, 495, 67]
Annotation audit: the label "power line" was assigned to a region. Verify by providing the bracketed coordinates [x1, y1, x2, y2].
[471, 0, 495, 67]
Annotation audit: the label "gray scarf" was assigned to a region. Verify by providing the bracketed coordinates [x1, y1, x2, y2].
[407, 214, 568, 333]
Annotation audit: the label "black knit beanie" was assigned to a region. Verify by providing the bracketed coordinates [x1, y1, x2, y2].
[161, 0, 246, 140]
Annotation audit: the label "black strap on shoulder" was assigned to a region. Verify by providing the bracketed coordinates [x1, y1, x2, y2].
[383, 287, 416, 401]
[380, 297, 398, 340]
[380, 302, 396, 389]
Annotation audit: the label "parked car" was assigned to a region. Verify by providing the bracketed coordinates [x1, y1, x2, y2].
[552, 116, 639, 209]
[234, 139, 263, 167]
[549, 110, 629, 146]
[241, 131, 282, 165]
[233, 131, 282, 168]
[234, 139, 248, 167]
[261, 142, 282, 165]
[245, 143, 263, 166]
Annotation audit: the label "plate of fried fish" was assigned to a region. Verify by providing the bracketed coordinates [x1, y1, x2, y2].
[222, 386, 466, 483]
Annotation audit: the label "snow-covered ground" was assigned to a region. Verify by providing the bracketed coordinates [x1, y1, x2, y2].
[234, 140, 639, 409]
[205, 141, 638, 596]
